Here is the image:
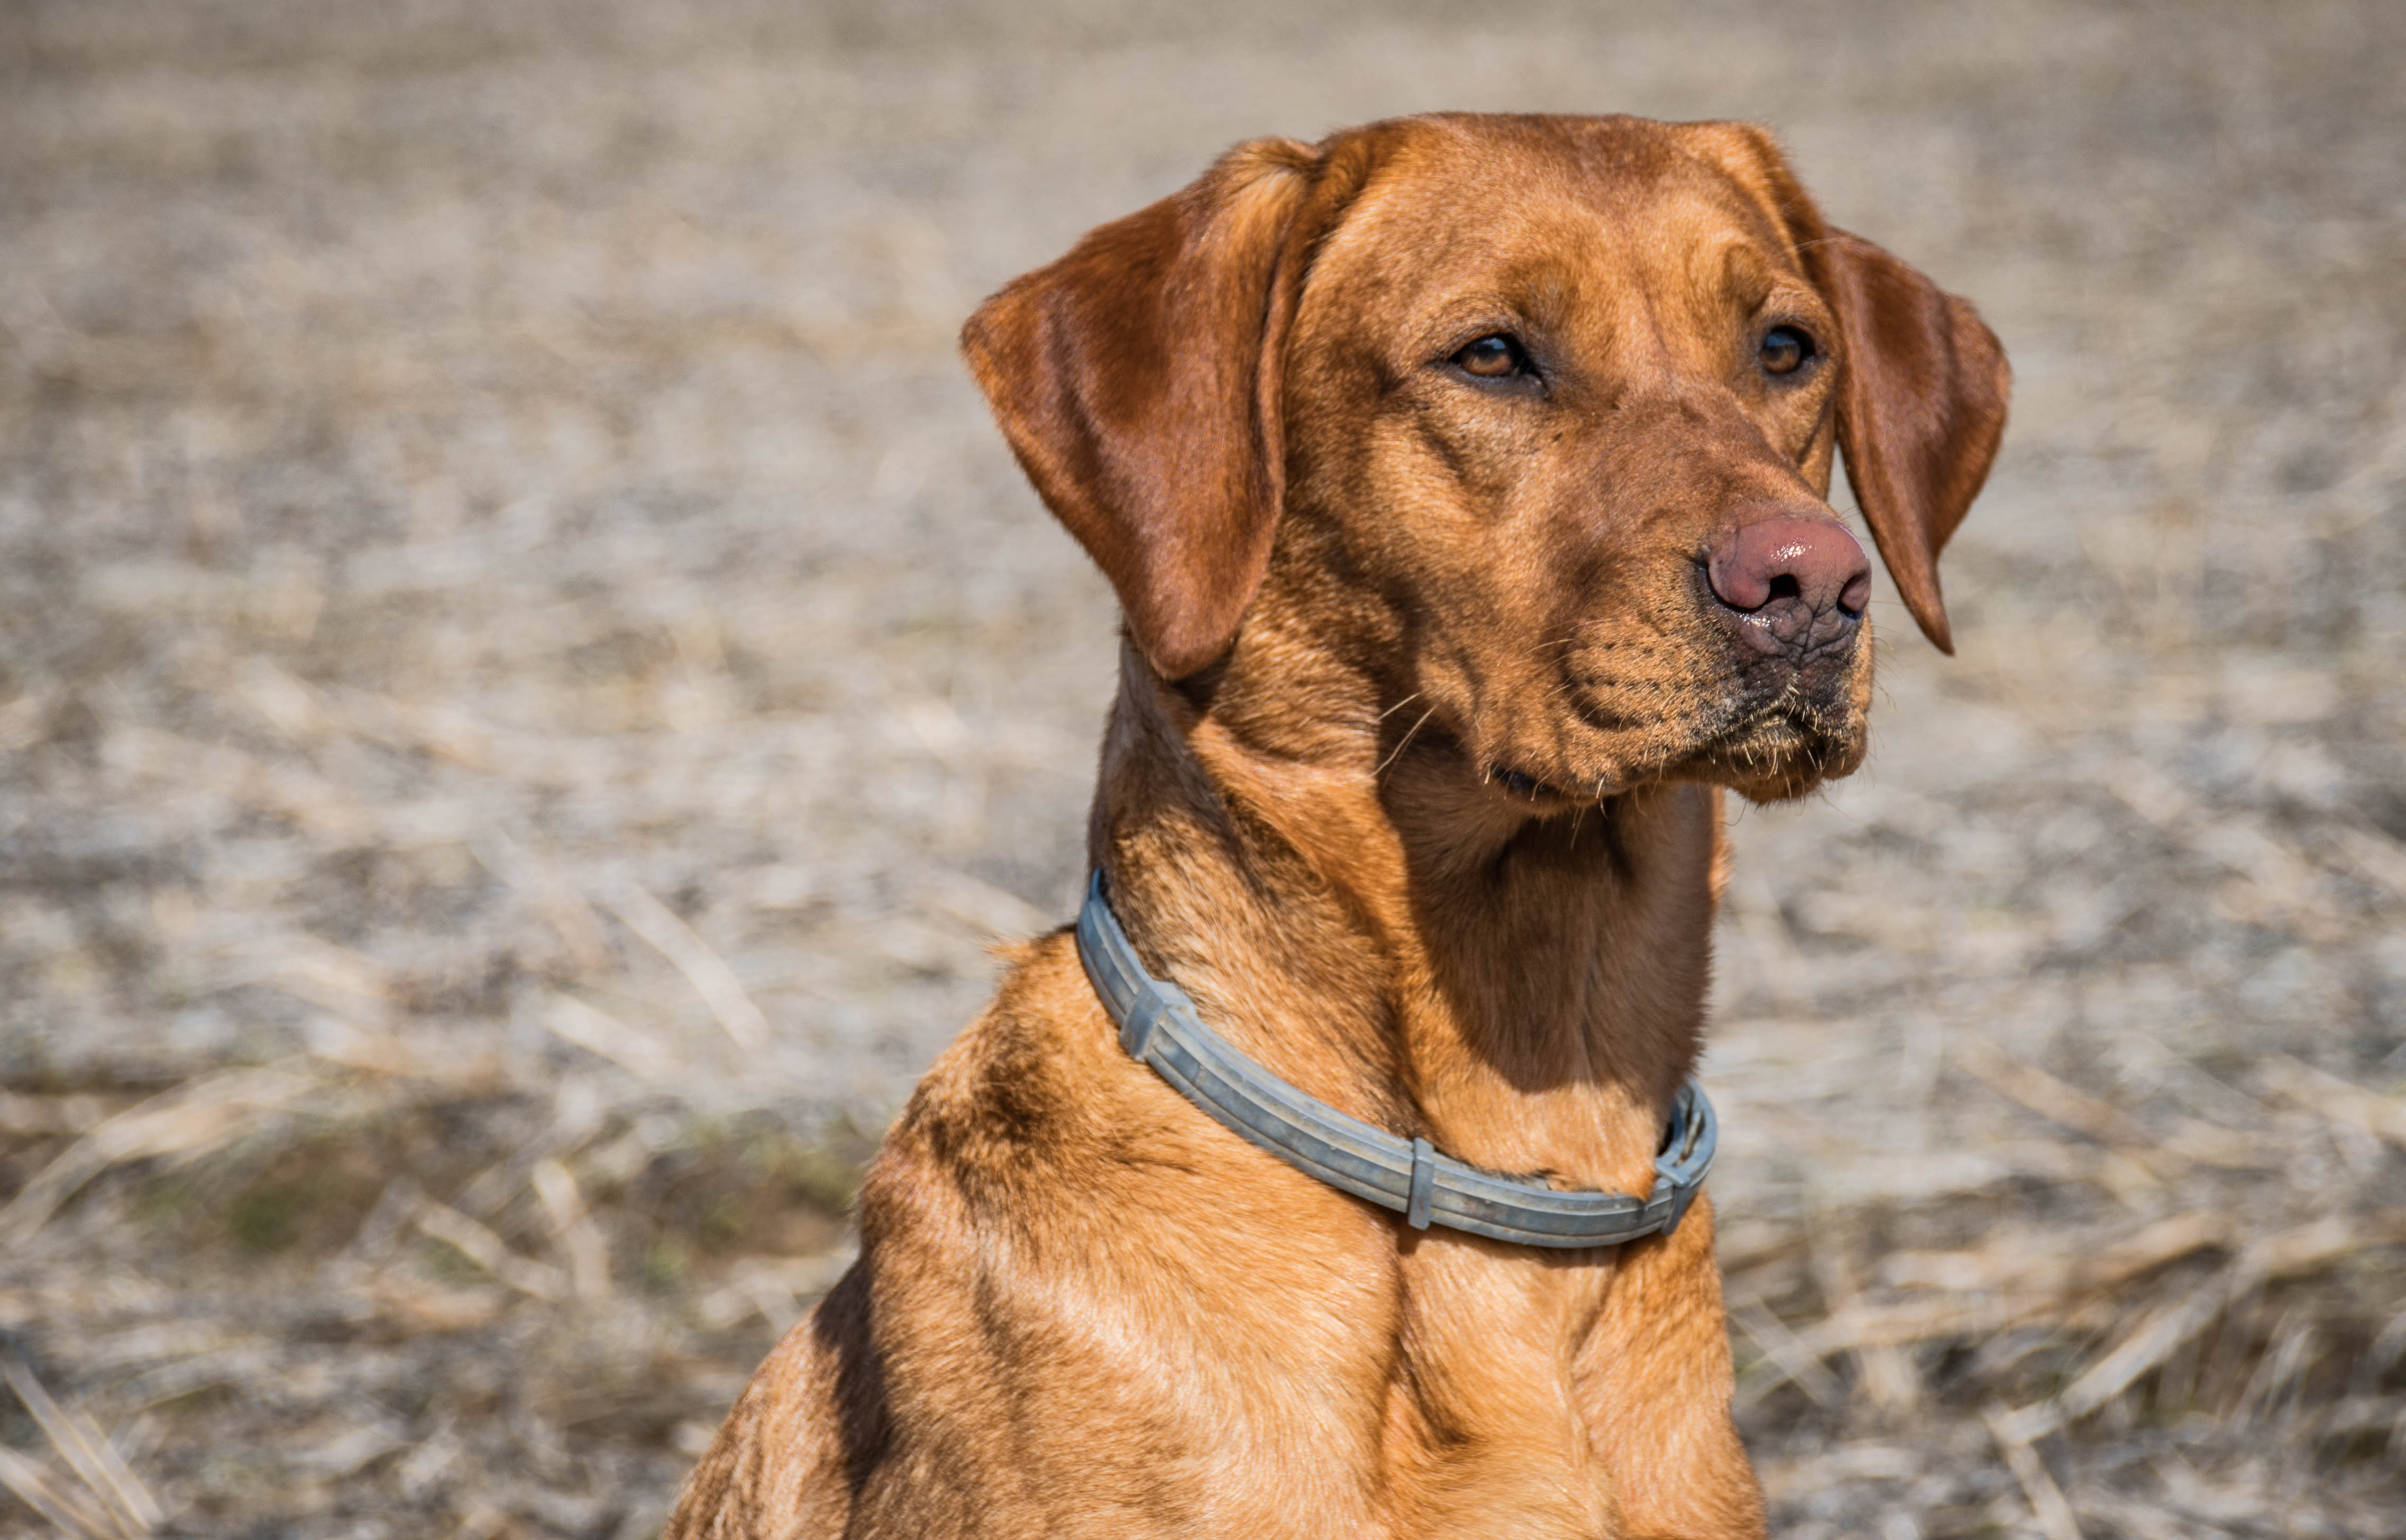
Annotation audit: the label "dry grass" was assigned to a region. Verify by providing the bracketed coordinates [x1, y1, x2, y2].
[2, 1, 2403, 1535]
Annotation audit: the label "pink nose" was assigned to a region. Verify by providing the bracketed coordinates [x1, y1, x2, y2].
[1706, 515, 1872, 617]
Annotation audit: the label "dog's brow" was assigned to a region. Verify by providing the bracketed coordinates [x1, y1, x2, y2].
[1696, 238, 1783, 304]
[1413, 295, 1538, 351]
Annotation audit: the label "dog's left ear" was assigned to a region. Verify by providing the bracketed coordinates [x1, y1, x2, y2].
[1689, 122, 2011, 655]
[961, 138, 1332, 680]
[1805, 230, 2011, 655]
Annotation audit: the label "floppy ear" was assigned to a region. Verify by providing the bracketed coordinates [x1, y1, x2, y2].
[1684, 121, 2010, 654]
[960, 138, 1326, 680]
[1804, 229, 2011, 654]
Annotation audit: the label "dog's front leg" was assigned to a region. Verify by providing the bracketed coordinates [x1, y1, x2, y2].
[1369, 1240, 1636, 1540]
[1573, 1195, 1767, 1539]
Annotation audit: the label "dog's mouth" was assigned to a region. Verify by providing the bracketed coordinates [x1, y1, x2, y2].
[1676, 700, 1863, 798]
[1516, 679, 1863, 804]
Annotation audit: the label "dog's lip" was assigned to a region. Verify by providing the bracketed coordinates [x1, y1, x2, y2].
[1548, 678, 1858, 787]
[1680, 701, 1861, 784]
[1560, 674, 1780, 753]
[1486, 762, 1598, 806]
[1492, 664, 1862, 802]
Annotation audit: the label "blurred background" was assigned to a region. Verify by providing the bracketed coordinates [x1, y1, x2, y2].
[2, 1, 2402, 1535]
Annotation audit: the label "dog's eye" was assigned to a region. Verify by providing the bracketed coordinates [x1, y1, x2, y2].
[1759, 325, 1816, 377]
[1452, 334, 1528, 379]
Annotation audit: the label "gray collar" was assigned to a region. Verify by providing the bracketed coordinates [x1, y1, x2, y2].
[1075, 872, 1716, 1249]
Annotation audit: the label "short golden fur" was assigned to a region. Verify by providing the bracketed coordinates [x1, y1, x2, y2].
[668, 113, 2008, 1539]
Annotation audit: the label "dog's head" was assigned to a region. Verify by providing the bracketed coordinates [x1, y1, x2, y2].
[964, 114, 2007, 805]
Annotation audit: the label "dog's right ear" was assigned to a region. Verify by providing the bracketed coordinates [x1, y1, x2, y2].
[961, 139, 1326, 680]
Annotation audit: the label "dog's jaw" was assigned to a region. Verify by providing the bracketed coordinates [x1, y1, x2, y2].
[1676, 694, 1870, 803]
[1360, 616, 1876, 818]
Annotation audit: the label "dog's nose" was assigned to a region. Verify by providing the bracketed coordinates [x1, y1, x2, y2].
[1706, 514, 1871, 645]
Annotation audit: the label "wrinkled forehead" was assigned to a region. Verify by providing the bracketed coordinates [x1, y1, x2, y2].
[1301, 117, 1808, 341]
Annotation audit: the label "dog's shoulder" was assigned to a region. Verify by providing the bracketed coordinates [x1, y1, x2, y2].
[863, 927, 1146, 1221]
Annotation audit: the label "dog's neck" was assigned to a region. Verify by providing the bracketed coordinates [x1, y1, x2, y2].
[1088, 634, 1721, 1198]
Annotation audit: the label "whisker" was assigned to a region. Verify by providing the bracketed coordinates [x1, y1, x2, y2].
[1375, 705, 1441, 779]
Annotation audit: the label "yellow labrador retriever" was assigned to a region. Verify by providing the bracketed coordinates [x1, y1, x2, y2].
[669, 112, 2007, 1539]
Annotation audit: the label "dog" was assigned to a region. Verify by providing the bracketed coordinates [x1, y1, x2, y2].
[667, 112, 2007, 1539]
